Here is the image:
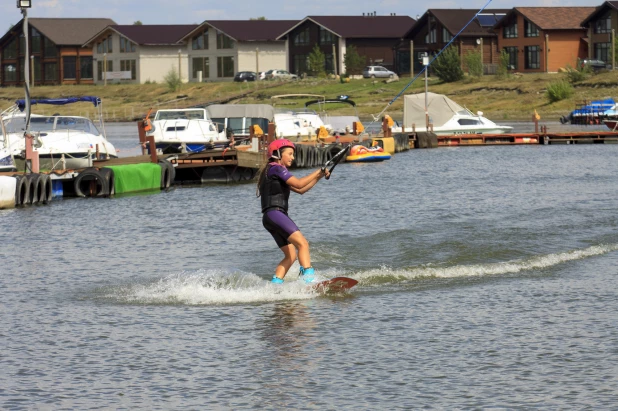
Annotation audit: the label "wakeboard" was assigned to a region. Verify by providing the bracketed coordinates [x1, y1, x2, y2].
[311, 277, 358, 293]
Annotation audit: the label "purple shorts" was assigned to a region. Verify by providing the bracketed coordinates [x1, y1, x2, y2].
[262, 209, 299, 248]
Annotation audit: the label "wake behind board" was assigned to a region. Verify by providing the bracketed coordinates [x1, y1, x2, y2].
[312, 277, 358, 294]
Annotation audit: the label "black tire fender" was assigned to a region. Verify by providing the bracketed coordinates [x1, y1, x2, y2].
[13, 174, 29, 206]
[74, 168, 108, 197]
[25, 173, 42, 205]
[98, 168, 115, 197]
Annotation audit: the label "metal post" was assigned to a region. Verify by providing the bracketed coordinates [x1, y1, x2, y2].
[332, 43, 337, 76]
[423, 55, 429, 129]
[103, 53, 107, 86]
[613, 29, 616, 70]
[410, 40, 414, 77]
[30, 55, 34, 88]
[178, 49, 181, 82]
[256, 47, 259, 73]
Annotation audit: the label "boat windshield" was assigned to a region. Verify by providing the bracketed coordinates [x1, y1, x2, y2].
[155, 109, 207, 120]
[29, 117, 101, 135]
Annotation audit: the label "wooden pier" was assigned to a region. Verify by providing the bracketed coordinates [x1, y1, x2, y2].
[435, 130, 618, 146]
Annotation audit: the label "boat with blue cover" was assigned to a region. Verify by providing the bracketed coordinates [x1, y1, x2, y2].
[560, 98, 616, 125]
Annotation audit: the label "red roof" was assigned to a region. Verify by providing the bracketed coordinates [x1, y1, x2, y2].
[110, 25, 198, 45]
[278, 15, 416, 39]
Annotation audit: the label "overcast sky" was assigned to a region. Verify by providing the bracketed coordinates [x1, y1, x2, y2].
[2, 0, 604, 35]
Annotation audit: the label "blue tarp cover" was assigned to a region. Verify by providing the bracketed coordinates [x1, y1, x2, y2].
[570, 98, 615, 116]
[16, 96, 100, 112]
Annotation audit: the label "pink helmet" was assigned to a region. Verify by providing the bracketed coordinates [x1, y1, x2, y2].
[267, 139, 295, 159]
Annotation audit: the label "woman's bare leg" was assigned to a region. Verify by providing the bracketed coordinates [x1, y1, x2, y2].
[274, 244, 297, 279]
[287, 231, 311, 269]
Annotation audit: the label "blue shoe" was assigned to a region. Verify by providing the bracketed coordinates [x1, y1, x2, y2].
[299, 267, 315, 284]
[271, 276, 284, 284]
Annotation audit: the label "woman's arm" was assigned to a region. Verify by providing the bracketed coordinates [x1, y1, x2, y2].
[288, 168, 330, 195]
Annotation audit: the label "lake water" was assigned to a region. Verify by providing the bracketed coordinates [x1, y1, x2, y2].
[2, 122, 618, 409]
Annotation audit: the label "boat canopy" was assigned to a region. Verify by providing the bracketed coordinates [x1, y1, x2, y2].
[403, 92, 468, 128]
[206, 104, 275, 121]
[16, 96, 101, 112]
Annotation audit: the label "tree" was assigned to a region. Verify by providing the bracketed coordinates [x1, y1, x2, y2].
[307, 44, 326, 77]
[249, 17, 267, 20]
[343, 44, 365, 75]
[133, 20, 143, 25]
[431, 45, 464, 83]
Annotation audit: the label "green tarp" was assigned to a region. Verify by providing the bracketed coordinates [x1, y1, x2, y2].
[104, 163, 161, 194]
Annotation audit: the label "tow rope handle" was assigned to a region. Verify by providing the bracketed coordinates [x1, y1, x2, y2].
[322, 145, 350, 180]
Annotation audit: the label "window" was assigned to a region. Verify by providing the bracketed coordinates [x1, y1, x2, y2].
[524, 46, 540, 69]
[504, 46, 518, 70]
[319, 27, 335, 45]
[31, 28, 41, 53]
[192, 29, 209, 50]
[425, 28, 436, 44]
[3, 64, 17, 82]
[44, 62, 57, 81]
[120, 36, 136, 53]
[595, 14, 611, 34]
[294, 28, 310, 46]
[97, 60, 113, 81]
[63, 56, 77, 79]
[98, 35, 112, 54]
[120, 59, 136, 80]
[216, 31, 234, 49]
[503, 21, 518, 38]
[594, 42, 611, 63]
[524, 19, 539, 37]
[293, 54, 308, 75]
[442, 28, 453, 43]
[19, 34, 25, 56]
[192, 57, 209, 79]
[43, 38, 57, 57]
[33, 56, 41, 81]
[3, 38, 17, 59]
[217, 56, 234, 77]
[325, 54, 334, 73]
[80, 56, 93, 79]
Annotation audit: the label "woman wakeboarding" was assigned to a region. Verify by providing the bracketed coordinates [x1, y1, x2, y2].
[256, 139, 330, 284]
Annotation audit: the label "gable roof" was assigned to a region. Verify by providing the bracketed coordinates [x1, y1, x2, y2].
[1, 18, 116, 46]
[86, 25, 198, 46]
[198, 20, 297, 42]
[501, 7, 596, 30]
[581, 1, 618, 27]
[406, 9, 509, 38]
[277, 15, 416, 40]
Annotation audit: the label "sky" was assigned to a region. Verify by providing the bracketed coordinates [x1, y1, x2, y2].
[1, 0, 605, 34]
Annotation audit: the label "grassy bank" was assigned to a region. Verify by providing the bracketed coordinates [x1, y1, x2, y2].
[2, 71, 618, 122]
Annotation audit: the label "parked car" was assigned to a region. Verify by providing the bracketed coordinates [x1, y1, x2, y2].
[580, 59, 610, 72]
[362, 65, 396, 78]
[258, 71, 266, 80]
[266, 69, 298, 80]
[233, 71, 257, 82]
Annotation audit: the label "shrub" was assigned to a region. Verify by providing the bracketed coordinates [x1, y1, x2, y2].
[431, 45, 464, 83]
[565, 59, 593, 83]
[496, 49, 510, 79]
[464, 49, 483, 78]
[546, 80, 574, 103]
[164, 68, 182, 92]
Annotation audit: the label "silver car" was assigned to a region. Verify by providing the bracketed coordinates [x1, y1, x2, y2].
[267, 69, 298, 80]
[362, 65, 396, 78]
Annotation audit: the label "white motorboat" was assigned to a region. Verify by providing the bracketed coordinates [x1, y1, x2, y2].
[145, 108, 228, 154]
[1, 97, 117, 170]
[305, 96, 367, 136]
[0, 116, 17, 173]
[392, 92, 512, 135]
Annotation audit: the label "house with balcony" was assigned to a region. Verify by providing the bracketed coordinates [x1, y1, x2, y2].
[178, 20, 296, 82]
[0, 18, 115, 86]
[493, 7, 595, 73]
[83, 25, 197, 84]
[403, 9, 509, 75]
[581, 1, 618, 66]
[276, 15, 416, 76]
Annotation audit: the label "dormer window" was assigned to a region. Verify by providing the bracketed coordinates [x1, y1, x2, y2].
[524, 19, 539, 37]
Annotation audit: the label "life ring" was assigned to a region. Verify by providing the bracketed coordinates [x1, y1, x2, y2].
[158, 159, 174, 189]
[74, 168, 108, 197]
[13, 175, 29, 206]
[98, 168, 115, 197]
[25, 173, 42, 205]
